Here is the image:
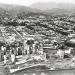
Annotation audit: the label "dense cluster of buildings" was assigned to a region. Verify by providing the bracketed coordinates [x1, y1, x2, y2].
[0, 14, 75, 73]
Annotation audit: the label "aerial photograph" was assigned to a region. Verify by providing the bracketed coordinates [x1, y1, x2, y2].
[0, 0, 75, 75]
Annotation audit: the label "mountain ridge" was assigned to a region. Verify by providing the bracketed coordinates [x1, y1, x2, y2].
[0, 2, 75, 17]
[0, 3, 44, 17]
[30, 2, 75, 15]
[30, 2, 75, 10]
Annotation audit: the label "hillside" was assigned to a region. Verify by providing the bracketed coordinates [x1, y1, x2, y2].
[0, 2, 75, 17]
[31, 2, 75, 10]
[30, 2, 75, 15]
[0, 3, 44, 17]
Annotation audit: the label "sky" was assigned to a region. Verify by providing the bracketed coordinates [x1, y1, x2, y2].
[0, 0, 75, 6]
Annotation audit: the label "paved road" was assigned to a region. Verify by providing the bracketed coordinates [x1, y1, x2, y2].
[11, 69, 75, 75]
[0, 62, 75, 75]
[10, 65, 75, 75]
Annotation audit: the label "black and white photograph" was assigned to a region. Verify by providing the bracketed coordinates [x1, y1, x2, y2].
[0, 0, 75, 75]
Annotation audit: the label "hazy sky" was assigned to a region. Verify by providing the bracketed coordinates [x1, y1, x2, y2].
[0, 0, 75, 6]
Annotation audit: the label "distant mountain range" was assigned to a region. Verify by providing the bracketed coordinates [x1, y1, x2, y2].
[0, 3, 44, 17]
[30, 2, 75, 10]
[0, 2, 75, 17]
[30, 2, 75, 15]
